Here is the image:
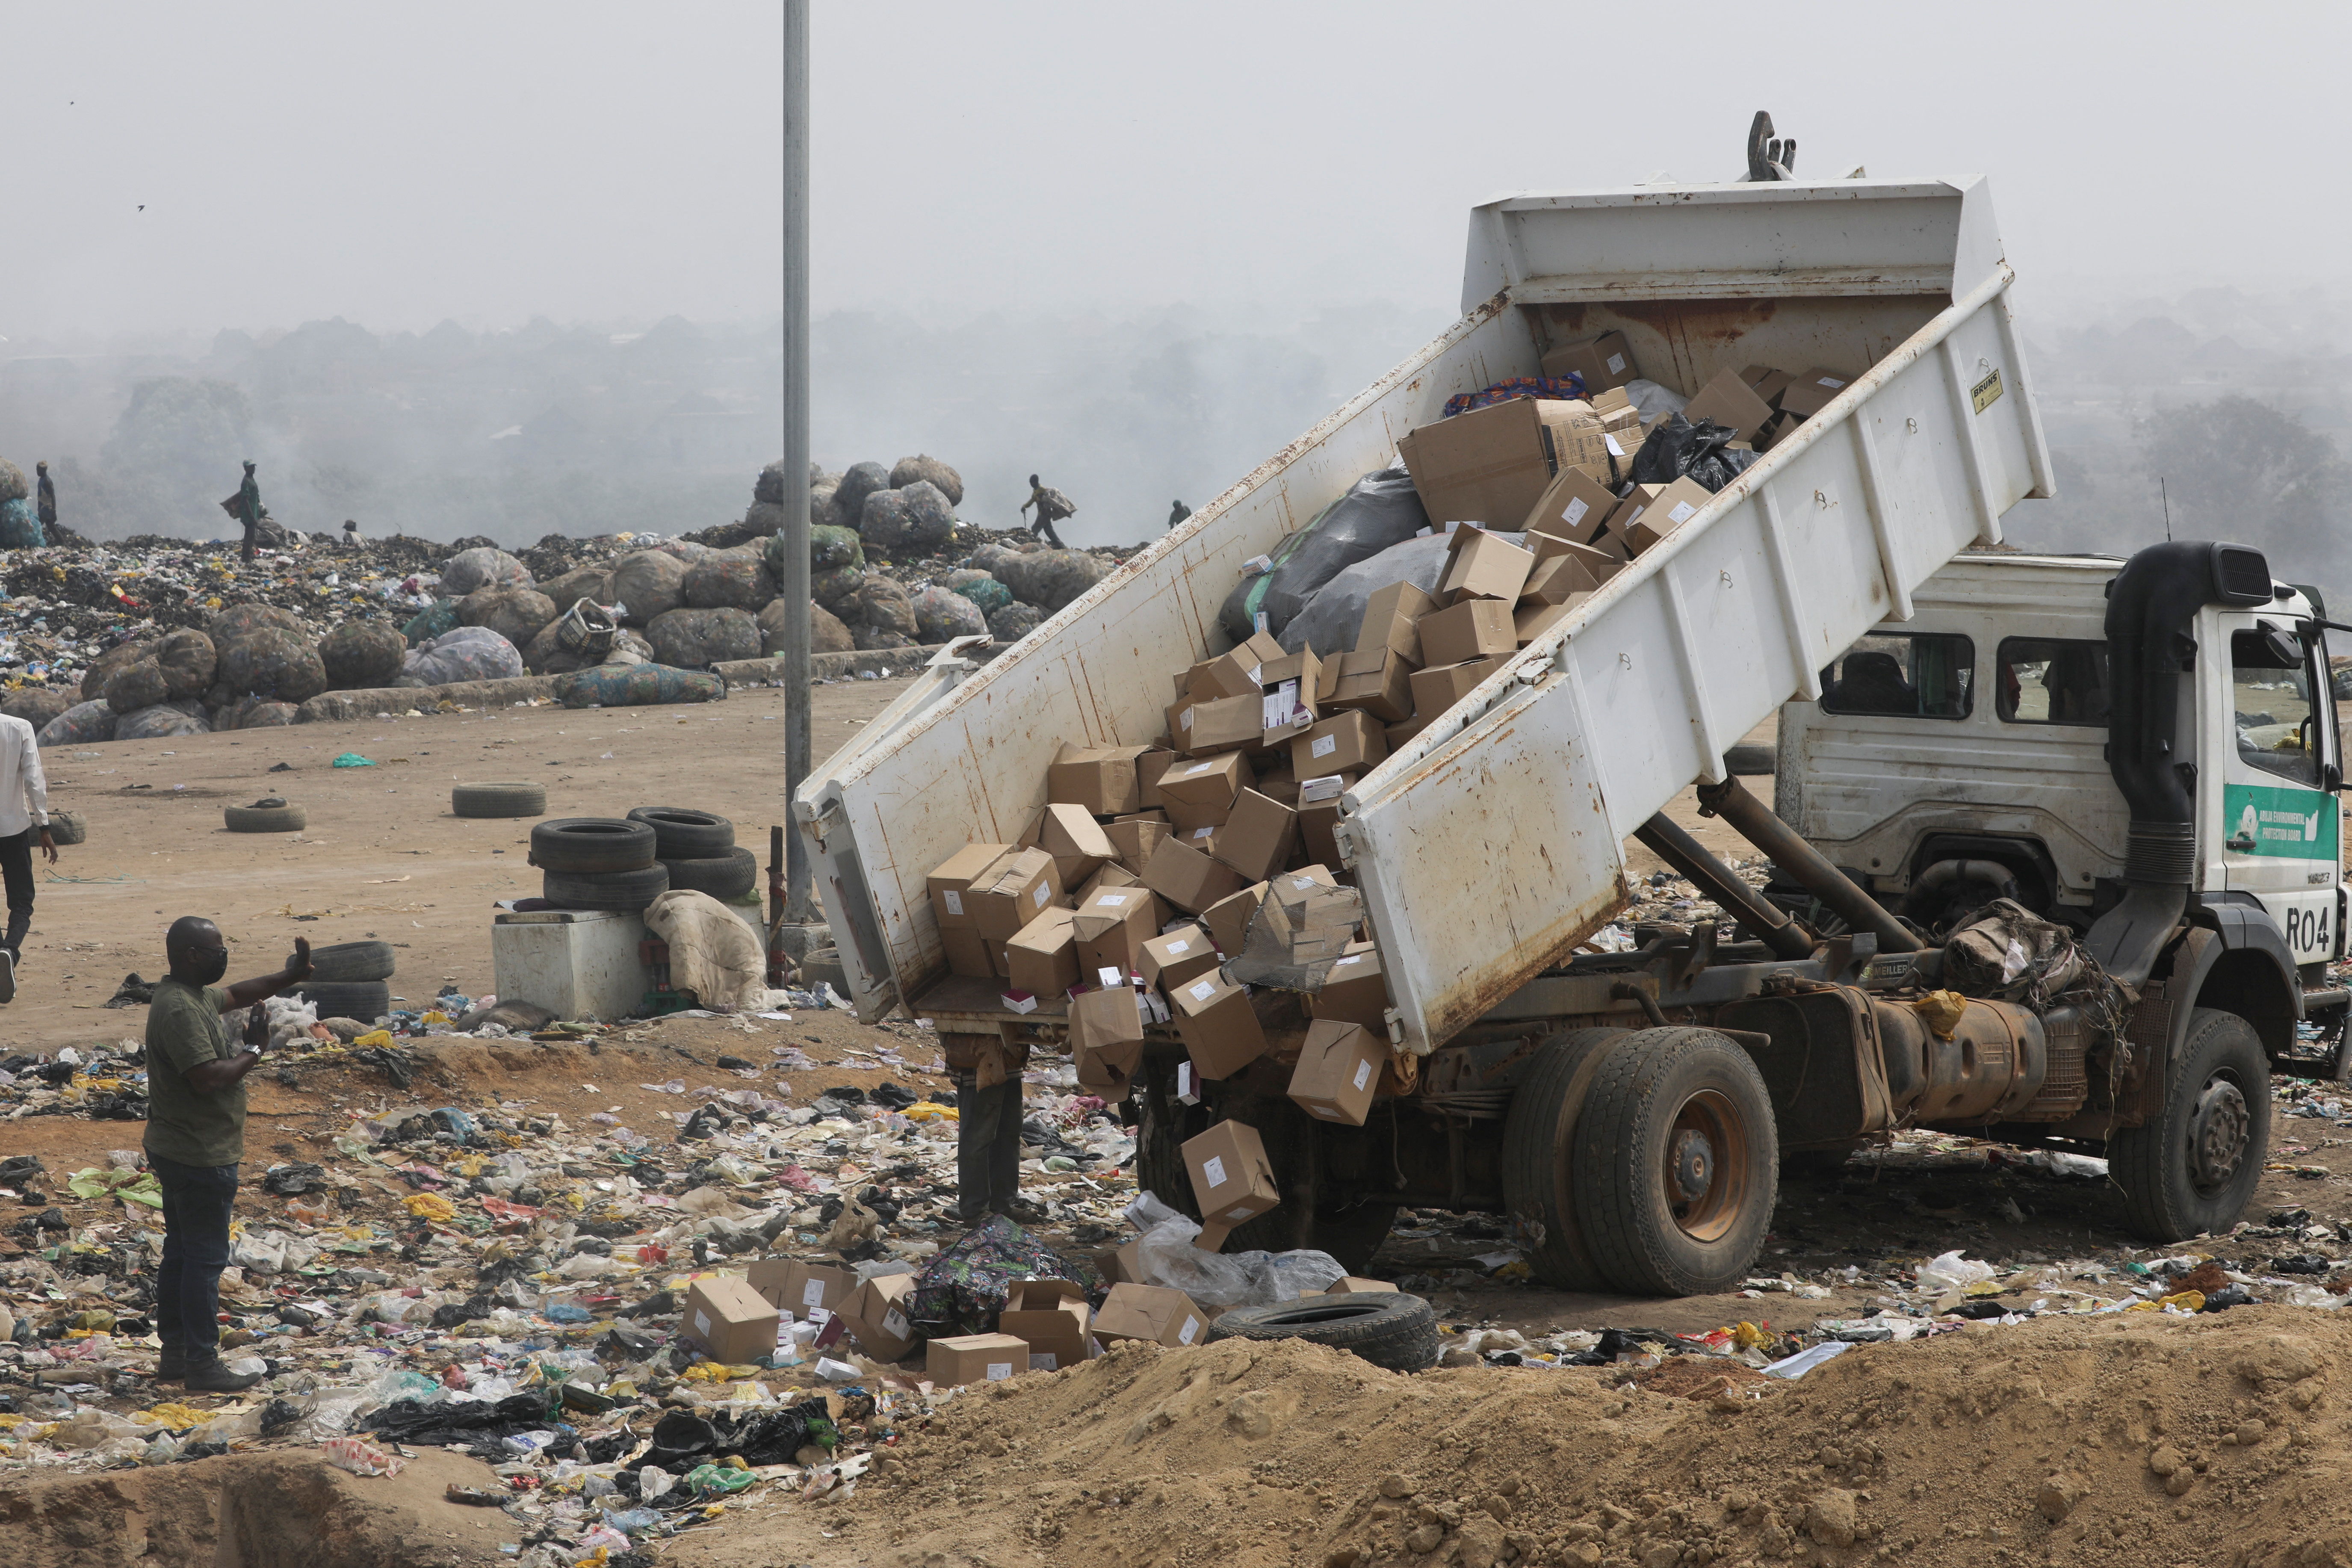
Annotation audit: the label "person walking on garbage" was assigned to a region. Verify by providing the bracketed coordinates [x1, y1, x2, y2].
[226, 460, 263, 562]
[1167, 499, 1191, 529]
[1019, 474, 1075, 550]
[34, 461, 56, 532]
[145, 921, 312, 1392]
[943, 1032, 1041, 1224]
[0, 710, 57, 997]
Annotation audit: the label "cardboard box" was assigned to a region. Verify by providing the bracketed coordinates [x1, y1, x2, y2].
[929, 843, 1013, 931]
[1182, 693, 1266, 756]
[1004, 905, 1079, 999]
[1408, 656, 1510, 719]
[1309, 942, 1387, 1028]
[968, 847, 1064, 945]
[1740, 365, 1795, 405]
[1182, 1120, 1282, 1227]
[837, 1273, 918, 1361]
[1397, 397, 1596, 528]
[1185, 650, 1264, 701]
[1163, 794, 1233, 835]
[1258, 648, 1322, 747]
[1778, 366, 1856, 418]
[940, 924, 996, 979]
[1142, 834, 1246, 915]
[1072, 884, 1163, 979]
[1298, 799, 1341, 865]
[1418, 599, 1518, 668]
[1438, 526, 1536, 605]
[1288, 1019, 1386, 1126]
[1201, 881, 1268, 957]
[1138, 923, 1220, 989]
[1048, 742, 1150, 817]
[1519, 552, 1597, 606]
[1092, 1283, 1208, 1348]
[927, 1332, 1029, 1388]
[1291, 711, 1387, 779]
[1168, 970, 1268, 1078]
[1138, 750, 1177, 809]
[680, 1274, 781, 1365]
[1069, 984, 1146, 1096]
[1622, 475, 1714, 554]
[1602, 483, 1664, 552]
[1327, 648, 1415, 724]
[1157, 753, 1245, 812]
[999, 1280, 1093, 1371]
[1385, 714, 1431, 750]
[1540, 328, 1637, 391]
[1212, 788, 1298, 882]
[1022, 803, 1116, 889]
[1523, 465, 1620, 549]
[1172, 822, 1221, 860]
[1103, 816, 1169, 876]
[1356, 581, 1435, 665]
[1078, 862, 1140, 900]
[1681, 366, 1775, 441]
[1325, 1276, 1399, 1295]
[1515, 599, 1582, 646]
[749, 1258, 855, 1322]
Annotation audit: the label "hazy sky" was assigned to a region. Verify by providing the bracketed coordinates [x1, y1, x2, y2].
[8, 1, 2349, 339]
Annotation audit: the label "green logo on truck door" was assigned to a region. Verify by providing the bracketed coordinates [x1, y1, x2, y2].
[2223, 782, 2338, 860]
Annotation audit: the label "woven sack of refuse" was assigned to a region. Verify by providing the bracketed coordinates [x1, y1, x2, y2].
[39, 699, 118, 746]
[404, 626, 523, 686]
[220, 628, 328, 704]
[645, 607, 758, 668]
[116, 702, 212, 740]
[439, 546, 531, 596]
[552, 663, 725, 709]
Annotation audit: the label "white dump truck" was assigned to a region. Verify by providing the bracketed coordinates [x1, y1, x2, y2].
[798, 168, 2334, 1295]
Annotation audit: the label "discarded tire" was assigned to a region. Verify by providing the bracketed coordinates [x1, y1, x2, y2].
[46, 810, 86, 847]
[529, 817, 656, 873]
[453, 782, 549, 819]
[543, 864, 670, 912]
[661, 847, 757, 902]
[298, 980, 392, 1022]
[304, 940, 396, 983]
[1204, 1292, 1438, 1373]
[224, 802, 307, 833]
[625, 807, 733, 859]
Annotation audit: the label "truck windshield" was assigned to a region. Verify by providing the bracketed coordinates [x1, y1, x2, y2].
[1819, 633, 1974, 719]
[2231, 626, 2320, 786]
[1996, 638, 2110, 726]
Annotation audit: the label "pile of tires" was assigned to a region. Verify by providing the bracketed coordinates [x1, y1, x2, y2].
[626, 807, 756, 903]
[297, 939, 395, 1023]
[530, 817, 670, 911]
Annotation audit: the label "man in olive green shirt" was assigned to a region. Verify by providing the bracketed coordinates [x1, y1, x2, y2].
[144, 918, 310, 1392]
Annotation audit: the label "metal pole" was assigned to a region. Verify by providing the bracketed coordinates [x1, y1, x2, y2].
[781, 0, 816, 924]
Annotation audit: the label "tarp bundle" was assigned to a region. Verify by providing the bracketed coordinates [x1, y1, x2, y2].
[552, 662, 725, 709]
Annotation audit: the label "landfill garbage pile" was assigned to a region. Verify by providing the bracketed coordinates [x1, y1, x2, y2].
[0, 451, 1153, 744]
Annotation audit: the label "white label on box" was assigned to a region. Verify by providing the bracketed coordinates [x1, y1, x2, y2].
[1561, 496, 1589, 526]
[1817, 375, 1844, 387]
[1177, 1315, 1200, 1345]
[1098, 965, 1122, 987]
[1180, 708, 1194, 730]
[694, 1309, 712, 1335]
[1202, 1155, 1229, 1188]
[803, 1280, 827, 1308]
[1166, 939, 1191, 956]
[1605, 352, 1627, 374]
[1031, 1353, 1058, 1371]
[1095, 892, 1130, 908]
[1189, 979, 1217, 1002]
[1603, 433, 1625, 457]
[986, 1361, 1014, 1382]
[1032, 883, 1050, 907]
[1353, 1059, 1374, 1091]
[1291, 876, 1316, 889]
[1334, 955, 1362, 968]
[882, 1308, 910, 1338]
[1621, 504, 1646, 529]
[1189, 827, 1213, 843]
[1667, 501, 1697, 524]
[943, 890, 963, 916]
[1311, 735, 1337, 759]
[1182, 761, 1211, 776]
[1225, 1204, 1256, 1220]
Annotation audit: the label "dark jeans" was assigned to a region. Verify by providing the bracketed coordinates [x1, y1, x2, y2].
[1031, 517, 1067, 550]
[0, 827, 33, 956]
[151, 1153, 239, 1366]
[952, 1072, 1024, 1222]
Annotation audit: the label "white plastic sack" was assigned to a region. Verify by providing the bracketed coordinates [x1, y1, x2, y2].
[404, 626, 523, 685]
[1915, 1250, 1996, 1293]
[1126, 1192, 1344, 1307]
[1622, 377, 1688, 421]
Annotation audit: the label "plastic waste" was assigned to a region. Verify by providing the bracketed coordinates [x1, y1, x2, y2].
[1762, 1341, 1851, 1379]
[1219, 464, 1431, 644]
[322, 1435, 406, 1476]
[1124, 1193, 1345, 1307]
[1915, 1251, 1997, 1293]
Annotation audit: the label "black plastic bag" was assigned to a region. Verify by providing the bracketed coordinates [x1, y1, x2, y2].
[1220, 465, 1431, 644]
[261, 1163, 326, 1196]
[1629, 414, 1761, 494]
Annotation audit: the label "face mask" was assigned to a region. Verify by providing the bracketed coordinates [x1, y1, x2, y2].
[190, 949, 230, 985]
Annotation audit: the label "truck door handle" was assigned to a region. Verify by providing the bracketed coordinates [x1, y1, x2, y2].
[2227, 833, 2256, 852]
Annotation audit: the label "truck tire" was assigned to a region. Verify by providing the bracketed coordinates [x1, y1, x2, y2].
[1500, 1027, 1629, 1291]
[298, 980, 392, 1022]
[301, 940, 396, 983]
[626, 807, 734, 859]
[661, 847, 758, 902]
[529, 818, 656, 873]
[224, 803, 306, 833]
[2111, 1007, 2271, 1243]
[452, 782, 547, 818]
[1570, 1027, 1778, 1296]
[1204, 1291, 1438, 1373]
[542, 863, 670, 912]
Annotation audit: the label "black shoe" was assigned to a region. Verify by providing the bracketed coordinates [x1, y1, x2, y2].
[154, 1349, 186, 1383]
[183, 1359, 264, 1393]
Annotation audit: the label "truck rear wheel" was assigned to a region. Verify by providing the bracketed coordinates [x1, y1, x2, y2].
[1570, 1027, 1778, 1296]
[1499, 1028, 1627, 1292]
[2111, 1007, 2270, 1242]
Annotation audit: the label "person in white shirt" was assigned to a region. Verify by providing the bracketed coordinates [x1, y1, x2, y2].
[0, 714, 59, 982]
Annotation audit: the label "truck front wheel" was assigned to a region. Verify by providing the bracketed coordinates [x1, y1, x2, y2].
[2111, 1007, 2271, 1243]
[1570, 1028, 1779, 1296]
